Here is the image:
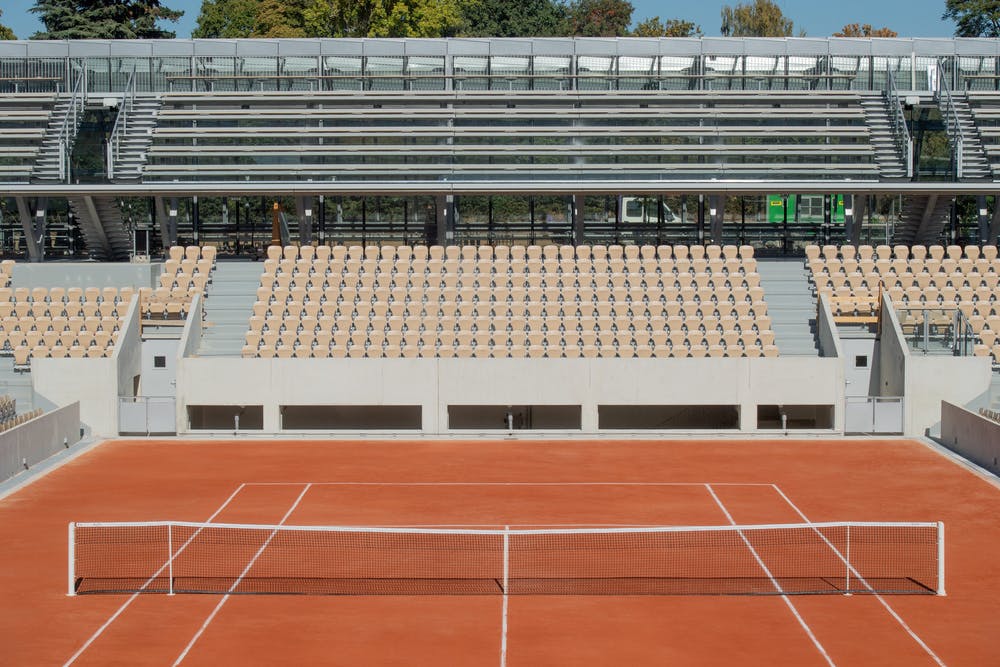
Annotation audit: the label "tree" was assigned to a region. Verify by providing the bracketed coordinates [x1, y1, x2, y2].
[834, 23, 897, 38]
[720, 0, 796, 37]
[458, 0, 565, 37]
[193, 0, 261, 38]
[632, 16, 702, 37]
[943, 0, 1000, 37]
[0, 9, 15, 39]
[301, 0, 462, 38]
[32, 0, 183, 39]
[254, 0, 307, 37]
[563, 0, 634, 37]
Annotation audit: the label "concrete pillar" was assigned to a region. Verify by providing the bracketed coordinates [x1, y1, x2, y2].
[296, 196, 313, 244]
[977, 195, 989, 244]
[709, 195, 726, 244]
[14, 197, 42, 262]
[435, 195, 454, 245]
[572, 194, 585, 245]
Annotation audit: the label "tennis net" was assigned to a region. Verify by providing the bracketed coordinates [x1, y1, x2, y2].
[68, 521, 944, 596]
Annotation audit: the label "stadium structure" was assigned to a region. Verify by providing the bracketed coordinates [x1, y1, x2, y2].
[0, 36, 996, 443]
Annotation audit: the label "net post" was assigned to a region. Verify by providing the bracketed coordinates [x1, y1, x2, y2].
[844, 523, 851, 596]
[67, 522, 75, 597]
[937, 521, 946, 596]
[168, 523, 174, 596]
[502, 525, 510, 594]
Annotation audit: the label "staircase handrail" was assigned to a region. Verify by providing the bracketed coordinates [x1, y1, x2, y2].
[935, 58, 966, 179]
[106, 65, 138, 180]
[885, 68, 914, 179]
[56, 70, 86, 182]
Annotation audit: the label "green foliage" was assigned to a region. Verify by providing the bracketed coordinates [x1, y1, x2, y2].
[631, 16, 702, 37]
[563, 0, 634, 37]
[193, 0, 261, 38]
[458, 0, 566, 37]
[0, 9, 15, 39]
[301, 0, 462, 38]
[833, 23, 897, 37]
[31, 0, 183, 39]
[254, 0, 307, 37]
[943, 0, 1000, 37]
[720, 0, 796, 37]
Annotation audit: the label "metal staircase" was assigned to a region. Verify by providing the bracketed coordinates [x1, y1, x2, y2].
[66, 196, 132, 260]
[30, 73, 85, 183]
[938, 91, 992, 181]
[860, 93, 910, 180]
[893, 195, 954, 245]
[106, 67, 161, 181]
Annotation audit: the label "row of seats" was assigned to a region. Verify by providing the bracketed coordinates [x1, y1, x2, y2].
[0, 408, 42, 430]
[978, 407, 1000, 424]
[267, 243, 757, 262]
[806, 244, 1000, 363]
[144, 246, 217, 320]
[245, 244, 775, 359]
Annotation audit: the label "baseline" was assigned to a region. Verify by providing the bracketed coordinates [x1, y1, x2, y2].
[62, 483, 248, 667]
[770, 484, 946, 667]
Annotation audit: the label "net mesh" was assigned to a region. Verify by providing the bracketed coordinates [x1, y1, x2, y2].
[71, 522, 941, 596]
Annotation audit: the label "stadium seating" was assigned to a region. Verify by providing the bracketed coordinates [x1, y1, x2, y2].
[243, 244, 777, 359]
[0, 407, 42, 431]
[141, 245, 217, 321]
[806, 244, 1000, 362]
[0, 94, 58, 183]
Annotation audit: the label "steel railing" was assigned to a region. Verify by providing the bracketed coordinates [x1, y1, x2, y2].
[885, 68, 914, 179]
[106, 65, 138, 180]
[56, 70, 86, 182]
[935, 58, 966, 180]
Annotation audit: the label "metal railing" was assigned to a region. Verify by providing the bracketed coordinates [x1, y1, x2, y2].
[935, 58, 966, 180]
[56, 70, 86, 182]
[895, 306, 977, 356]
[885, 68, 914, 179]
[106, 65, 138, 180]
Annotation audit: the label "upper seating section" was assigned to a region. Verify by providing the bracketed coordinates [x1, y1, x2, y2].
[142, 245, 217, 322]
[964, 92, 1000, 179]
[144, 90, 879, 183]
[806, 244, 1000, 362]
[243, 243, 777, 360]
[0, 93, 58, 183]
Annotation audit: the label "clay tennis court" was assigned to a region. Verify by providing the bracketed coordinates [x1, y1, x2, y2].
[1, 438, 997, 666]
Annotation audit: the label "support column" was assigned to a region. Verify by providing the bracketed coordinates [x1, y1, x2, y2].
[709, 195, 725, 244]
[571, 194, 585, 245]
[977, 195, 989, 245]
[14, 197, 43, 262]
[167, 197, 179, 248]
[989, 195, 1000, 244]
[696, 195, 706, 244]
[435, 195, 454, 245]
[845, 194, 865, 246]
[296, 196, 314, 245]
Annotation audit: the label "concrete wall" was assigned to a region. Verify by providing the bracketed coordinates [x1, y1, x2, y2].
[10, 262, 160, 289]
[0, 402, 80, 481]
[816, 293, 843, 359]
[874, 290, 908, 399]
[905, 355, 992, 435]
[940, 401, 1000, 476]
[176, 356, 845, 435]
[31, 299, 141, 436]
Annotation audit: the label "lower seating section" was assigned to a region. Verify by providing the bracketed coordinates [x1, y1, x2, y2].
[0, 395, 15, 423]
[142, 245, 217, 321]
[806, 244, 1000, 362]
[0, 285, 134, 368]
[243, 244, 777, 359]
[979, 407, 1000, 424]
[0, 406, 42, 431]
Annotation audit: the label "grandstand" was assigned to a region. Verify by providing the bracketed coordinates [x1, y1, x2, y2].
[0, 36, 994, 439]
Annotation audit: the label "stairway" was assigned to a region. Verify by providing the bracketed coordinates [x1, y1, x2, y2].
[942, 93, 992, 181]
[756, 259, 819, 356]
[892, 195, 953, 245]
[30, 95, 80, 182]
[859, 94, 909, 180]
[109, 95, 161, 181]
[66, 196, 132, 261]
[196, 261, 263, 357]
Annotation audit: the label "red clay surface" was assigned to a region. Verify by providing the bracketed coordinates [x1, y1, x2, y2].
[1, 438, 998, 666]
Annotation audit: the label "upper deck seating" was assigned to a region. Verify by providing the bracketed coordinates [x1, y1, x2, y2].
[242, 243, 777, 359]
[806, 244, 1000, 362]
[0, 93, 58, 183]
[143, 90, 879, 183]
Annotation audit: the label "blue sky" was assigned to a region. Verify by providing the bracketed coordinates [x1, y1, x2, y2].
[1, 0, 955, 40]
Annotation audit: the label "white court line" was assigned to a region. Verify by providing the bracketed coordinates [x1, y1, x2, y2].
[770, 484, 946, 667]
[242, 481, 775, 486]
[63, 483, 248, 667]
[705, 484, 835, 667]
[499, 525, 510, 667]
[172, 483, 312, 666]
